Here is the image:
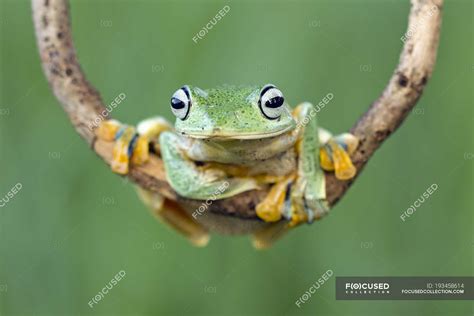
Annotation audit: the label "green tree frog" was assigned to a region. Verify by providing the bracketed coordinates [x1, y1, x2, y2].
[96, 84, 358, 248]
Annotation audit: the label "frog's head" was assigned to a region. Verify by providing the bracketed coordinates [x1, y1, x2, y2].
[169, 84, 296, 140]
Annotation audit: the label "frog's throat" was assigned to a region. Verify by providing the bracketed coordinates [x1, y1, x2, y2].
[177, 124, 295, 140]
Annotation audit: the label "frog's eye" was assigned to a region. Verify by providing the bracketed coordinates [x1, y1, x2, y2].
[258, 84, 285, 120]
[170, 86, 191, 120]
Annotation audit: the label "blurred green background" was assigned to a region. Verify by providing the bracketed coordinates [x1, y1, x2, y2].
[0, 0, 472, 315]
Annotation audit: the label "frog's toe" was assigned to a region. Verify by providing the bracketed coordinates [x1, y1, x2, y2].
[96, 119, 121, 141]
[320, 134, 358, 181]
[287, 196, 327, 227]
[287, 177, 329, 227]
[256, 174, 295, 223]
[130, 134, 150, 165]
[336, 133, 359, 155]
[330, 139, 356, 180]
[256, 174, 329, 227]
[111, 126, 137, 174]
[303, 195, 329, 222]
[96, 119, 153, 175]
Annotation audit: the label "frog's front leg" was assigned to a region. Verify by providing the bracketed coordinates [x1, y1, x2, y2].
[96, 117, 172, 174]
[289, 102, 330, 224]
[159, 132, 259, 200]
[290, 102, 359, 225]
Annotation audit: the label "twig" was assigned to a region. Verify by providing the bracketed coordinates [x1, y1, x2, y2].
[31, 0, 443, 220]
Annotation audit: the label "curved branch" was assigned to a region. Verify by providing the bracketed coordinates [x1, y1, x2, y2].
[32, 0, 443, 220]
[326, 0, 443, 204]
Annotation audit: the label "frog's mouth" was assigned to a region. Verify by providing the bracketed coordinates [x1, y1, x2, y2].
[178, 124, 294, 140]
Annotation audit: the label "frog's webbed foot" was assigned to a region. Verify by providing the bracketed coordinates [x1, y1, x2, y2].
[319, 130, 358, 180]
[136, 187, 210, 247]
[96, 117, 172, 175]
[253, 173, 325, 248]
[256, 174, 331, 227]
[253, 173, 329, 249]
[255, 172, 328, 223]
[255, 173, 295, 222]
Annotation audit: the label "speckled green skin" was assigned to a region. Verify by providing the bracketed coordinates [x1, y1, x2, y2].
[175, 85, 295, 139]
[161, 85, 299, 200]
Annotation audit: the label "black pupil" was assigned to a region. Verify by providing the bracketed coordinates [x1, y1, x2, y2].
[171, 97, 186, 109]
[265, 96, 284, 108]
